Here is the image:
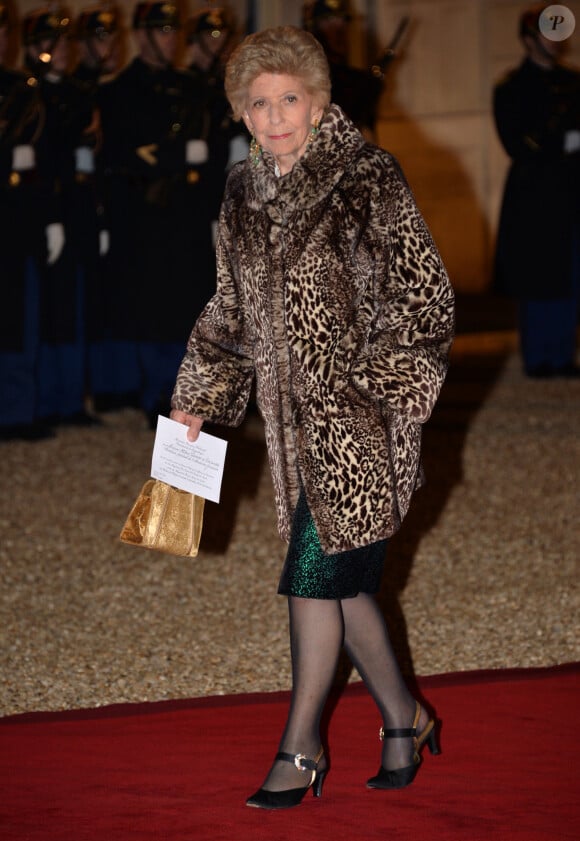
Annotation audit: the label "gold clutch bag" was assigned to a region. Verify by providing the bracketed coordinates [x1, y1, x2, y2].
[120, 479, 204, 557]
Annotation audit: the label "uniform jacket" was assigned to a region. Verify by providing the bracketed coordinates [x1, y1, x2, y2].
[172, 105, 455, 553]
[0, 68, 63, 350]
[98, 58, 222, 342]
[493, 59, 580, 299]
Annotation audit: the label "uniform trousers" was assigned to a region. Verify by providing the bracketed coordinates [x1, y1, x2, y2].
[0, 259, 40, 427]
[137, 341, 185, 415]
[519, 231, 580, 373]
[37, 266, 87, 421]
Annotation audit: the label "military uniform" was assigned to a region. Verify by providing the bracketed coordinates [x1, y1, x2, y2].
[98, 3, 222, 425]
[0, 6, 62, 438]
[70, 6, 126, 413]
[19, 9, 103, 426]
[493, 44, 580, 376]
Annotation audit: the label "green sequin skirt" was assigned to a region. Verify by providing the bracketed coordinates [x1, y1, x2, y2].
[278, 486, 387, 600]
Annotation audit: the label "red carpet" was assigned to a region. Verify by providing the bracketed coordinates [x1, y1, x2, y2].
[1, 664, 578, 840]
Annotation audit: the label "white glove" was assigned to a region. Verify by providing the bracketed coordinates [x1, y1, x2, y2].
[12, 144, 36, 170]
[75, 146, 95, 174]
[99, 229, 110, 256]
[564, 130, 580, 154]
[46, 222, 65, 265]
[227, 134, 249, 169]
[186, 139, 208, 164]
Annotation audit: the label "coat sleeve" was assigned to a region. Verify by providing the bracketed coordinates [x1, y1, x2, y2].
[493, 75, 533, 161]
[349, 156, 455, 423]
[171, 195, 255, 426]
[493, 63, 580, 162]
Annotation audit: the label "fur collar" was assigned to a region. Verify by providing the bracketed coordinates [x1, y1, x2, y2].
[243, 104, 366, 213]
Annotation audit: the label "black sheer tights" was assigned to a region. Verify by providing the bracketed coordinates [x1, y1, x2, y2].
[342, 592, 419, 770]
[258, 593, 419, 793]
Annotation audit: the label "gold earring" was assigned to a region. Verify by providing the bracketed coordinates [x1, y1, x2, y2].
[308, 120, 320, 144]
[250, 135, 262, 165]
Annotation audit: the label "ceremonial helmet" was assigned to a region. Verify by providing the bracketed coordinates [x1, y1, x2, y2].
[76, 5, 119, 40]
[187, 6, 231, 44]
[132, 2, 180, 31]
[303, 0, 351, 32]
[21, 6, 71, 45]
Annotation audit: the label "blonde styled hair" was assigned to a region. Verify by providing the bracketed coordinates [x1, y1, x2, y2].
[224, 26, 331, 121]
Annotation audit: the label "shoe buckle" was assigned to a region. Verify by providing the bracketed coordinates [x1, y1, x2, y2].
[294, 753, 309, 772]
[379, 726, 384, 741]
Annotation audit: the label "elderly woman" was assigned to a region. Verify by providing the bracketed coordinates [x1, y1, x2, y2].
[171, 26, 454, 810]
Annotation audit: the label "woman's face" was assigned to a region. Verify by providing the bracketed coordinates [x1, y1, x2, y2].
[242, 73, 323, 175]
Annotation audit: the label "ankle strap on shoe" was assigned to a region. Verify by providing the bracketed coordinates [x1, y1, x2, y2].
[380, 701, 422, 741]
[379, 726, 416, 741]
[276, 746, 323, 772]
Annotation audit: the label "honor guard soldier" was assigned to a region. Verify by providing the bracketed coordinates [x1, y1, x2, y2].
[1, 0, 51, 440]
[0, 4, 66, 439]
[303, 0, 383, 140]
[187, 5, 235, 86]
[20, 6, 102, 427]
[99, 2, 222, 427]
[493, 3, 580, 378]
[186, 5, 247, 173]
[71, 5, 123, 414]
[72, 3, 122, 94]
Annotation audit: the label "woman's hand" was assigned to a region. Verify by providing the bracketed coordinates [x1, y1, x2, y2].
[170, 410, 204, 442]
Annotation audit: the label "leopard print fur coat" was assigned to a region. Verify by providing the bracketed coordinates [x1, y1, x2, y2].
[172, 105, 455, 553]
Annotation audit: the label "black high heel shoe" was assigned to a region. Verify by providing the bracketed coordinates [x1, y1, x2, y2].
[367, 701, 440, 790]
[246, 747, 326, 810]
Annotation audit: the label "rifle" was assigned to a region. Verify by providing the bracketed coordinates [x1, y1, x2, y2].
[371, 16, 410, 80]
